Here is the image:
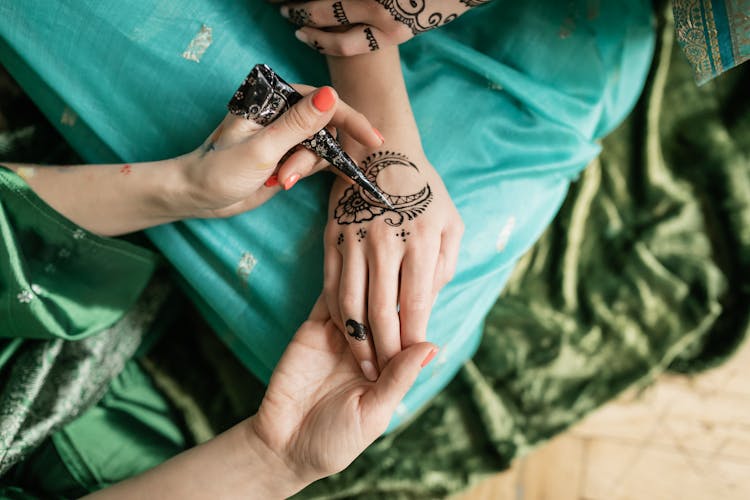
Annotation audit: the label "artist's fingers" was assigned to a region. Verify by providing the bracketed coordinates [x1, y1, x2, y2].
[328, 100, 384, 150]
[280, 1, 371, 28]
[307, 294, 331, 322]
[295, 25, 393, 56]
[339, 249, 378, 381]
[248, 86, 339, 160]
[275, 147, 321, 190]
[399, 239, 441, 348]
[368, 253, 403, 371]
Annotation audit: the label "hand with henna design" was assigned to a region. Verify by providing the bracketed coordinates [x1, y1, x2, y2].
[324, 143, 463, 380]
[274, 0, 493, 56]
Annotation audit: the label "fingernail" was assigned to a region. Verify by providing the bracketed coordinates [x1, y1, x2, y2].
[264, 175, 278, 187]
[280, 6, 289, 18]
[361, 360, 378, 381]
[312, 86, 336, 112]
[284, 173, 301, 190]
[373, 127, 385, 144]
[421, 347, 439, 368]
[295, 30, 309, 44]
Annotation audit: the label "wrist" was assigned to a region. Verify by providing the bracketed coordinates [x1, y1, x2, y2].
[239, 417, 310, 498]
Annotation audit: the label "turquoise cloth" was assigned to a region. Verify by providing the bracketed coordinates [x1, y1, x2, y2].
[0, 0, 655, 430]
[673, 0, 750, 84]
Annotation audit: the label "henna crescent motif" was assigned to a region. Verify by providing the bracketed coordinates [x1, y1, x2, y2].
[334, 151, 433, 227]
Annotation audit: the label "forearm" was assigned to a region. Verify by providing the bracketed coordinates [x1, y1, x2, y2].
[2, 159, 188, 236]
[327, 48, 421, 148]
[85, 417, 305, 500]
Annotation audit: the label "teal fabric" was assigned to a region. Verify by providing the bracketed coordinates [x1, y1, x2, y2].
[0, 0, 655, 430]
[673, 0, 750, 84]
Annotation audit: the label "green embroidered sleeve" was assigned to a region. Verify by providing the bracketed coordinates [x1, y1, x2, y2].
[0, 166, 158, 340]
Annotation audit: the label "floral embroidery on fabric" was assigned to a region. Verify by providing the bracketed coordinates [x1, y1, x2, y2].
[72, 229, 86, 240]
[58, 248, 71, 259]
[237, 252, 258, 284]
[17, 290, 35, 303]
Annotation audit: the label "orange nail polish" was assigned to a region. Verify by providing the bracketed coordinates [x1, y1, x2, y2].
[312, 87, 336, 112]
[284, 173, 301, 190]
[264, 175, 278, 187]
[373, 127, 385, 144]
[421, 347, 439, 367]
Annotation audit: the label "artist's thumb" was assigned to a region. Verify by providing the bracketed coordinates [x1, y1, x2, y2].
[359, 342, 438, 439]
[255, 86, 338, 155]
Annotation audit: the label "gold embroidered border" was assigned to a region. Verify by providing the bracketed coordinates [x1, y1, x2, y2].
[702, 0, 724, 75]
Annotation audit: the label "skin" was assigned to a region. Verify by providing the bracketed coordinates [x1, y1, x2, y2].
[275, 0, 492, 56]
[322, 48, 464, 379]
[86, 297, 437, 499]
[4, 83, 433, 496]
[2, 85, 382, 236]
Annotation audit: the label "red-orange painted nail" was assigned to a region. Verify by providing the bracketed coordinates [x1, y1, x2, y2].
[421, 347, 439, 367]
[284, 173, 301, 190]
[312, 87, 336, 112]
[264, 175, 278, 187]
[373, 127, 385, 144]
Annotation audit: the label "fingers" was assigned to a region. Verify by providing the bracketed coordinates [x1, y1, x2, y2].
[280, 1, 369, 28]
[368, 256, 402, 371]
[249, 86, 339, 159]
[338, 250, 379, 381]
[359, 342, 438, 436]
[329, 100, 384, 150]
[399, 240, 441, 348]
[433, 224, 463, 293]
[275, 147, 323, 190]
[308, 294, 330, 322]
[295, 25, 390, 57]
[324, 243, 344, 331]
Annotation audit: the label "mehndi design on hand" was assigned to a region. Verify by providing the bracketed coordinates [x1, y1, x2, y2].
[346, 319, 369, 341]
[334, 151, 433, 227]
[374, 0, 458, 35]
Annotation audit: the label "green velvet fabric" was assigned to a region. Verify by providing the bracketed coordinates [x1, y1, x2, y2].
[1, 7, 749, 499]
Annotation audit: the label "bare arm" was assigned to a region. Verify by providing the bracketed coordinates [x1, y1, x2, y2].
[1, 86, 381, 236]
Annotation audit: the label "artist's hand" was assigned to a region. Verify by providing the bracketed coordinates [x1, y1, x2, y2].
[252, 296, 437, 485]
[323, 145, 463, 380]
[275, 0, 485, 56]
[179, 85, 382, 219]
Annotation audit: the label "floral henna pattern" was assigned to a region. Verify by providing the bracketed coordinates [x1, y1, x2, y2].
[334, 151, 433, 227]
[374, 0, 458, 35]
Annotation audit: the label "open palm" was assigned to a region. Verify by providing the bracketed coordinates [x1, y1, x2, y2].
[253, 296, 435, 484]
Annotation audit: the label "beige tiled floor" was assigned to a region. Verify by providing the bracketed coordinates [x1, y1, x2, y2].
[455, 337, 750, 500]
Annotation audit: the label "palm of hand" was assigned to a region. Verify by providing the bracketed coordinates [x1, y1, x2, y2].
[254, 309, 387, 481]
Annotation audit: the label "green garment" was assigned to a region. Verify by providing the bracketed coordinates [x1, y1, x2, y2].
[1, 6, 750, 500]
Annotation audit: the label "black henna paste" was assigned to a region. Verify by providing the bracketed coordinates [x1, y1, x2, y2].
[364, 27, 379, 51]
[396, 229, 410, 242]
[288, 7, 313, 26]
[459, 0, 492, 6]
[346, 319, 369, 342]
[357, 228, 367, 242]
[312, 40, 324, 52]
[337, 232, 344, 245]
[374, 0, 458, 35]
[332, 1, 350, 25]
[334, 151, 433, 227]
